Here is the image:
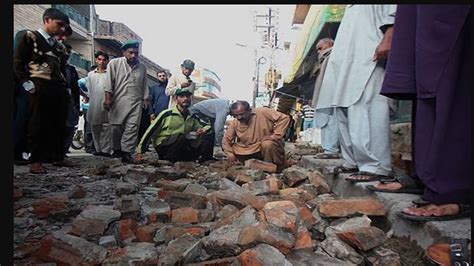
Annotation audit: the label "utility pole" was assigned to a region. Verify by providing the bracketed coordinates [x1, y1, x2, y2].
[254, 7, 278, 107]
[89, 4, 95, 64]
[253, 6, 279, 108]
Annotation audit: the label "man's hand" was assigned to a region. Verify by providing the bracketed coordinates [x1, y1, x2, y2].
[103, 93, 113, 111]
[150, 114, 156, 121]
[103, 98, 112, 111]
[28, 88, 36, 94]
[261, 135, 274, 142]
[226, 154, 237, 166]
[372, 26, 393, 62]
[134, 153, 144, 163]
[180, 82, 191, 88]
[196, 128, 206, 135]
[143, 98, 150, 109]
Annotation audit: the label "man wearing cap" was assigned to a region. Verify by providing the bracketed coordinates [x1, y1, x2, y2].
[103, 40, 149, 164]
[135, 88, 213, 163]
[165, 59, 196, 108]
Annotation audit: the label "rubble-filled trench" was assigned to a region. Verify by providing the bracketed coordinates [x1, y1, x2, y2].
[13, 144, 427, 265]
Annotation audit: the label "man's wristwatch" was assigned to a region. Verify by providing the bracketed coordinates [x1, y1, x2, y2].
[22, 80, 35, 91]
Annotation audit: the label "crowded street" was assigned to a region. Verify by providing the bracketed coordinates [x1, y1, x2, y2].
[12, 4, 471, 265]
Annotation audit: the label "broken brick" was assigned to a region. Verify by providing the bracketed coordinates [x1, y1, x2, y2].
[159, 190, 208, 210]
[263, 201, 299, 233]
[172, 207, 200, 224]
[32, 195, 69, 219]
[36, 231, 107, 265]
[282, 166, 309, 187]
[118, 219, 137, 242]
[307, 170, 330, 194]
[136, 223, 164, 243]
[244, 159, 277, 173]
[318, 198, 386, 217]
[336, 226, 387, 251]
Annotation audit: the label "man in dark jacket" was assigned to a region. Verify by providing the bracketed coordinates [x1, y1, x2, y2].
[13, 8, 73, 174]
[137, 70, 169, 144]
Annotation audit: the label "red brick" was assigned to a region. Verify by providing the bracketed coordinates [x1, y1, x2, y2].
[263, 201, 299, 233]
[136, 223, 164, 243]
[166, 226, 207, 241]
[171, 207, 199, 224]
[118, 219, 137, 241]
[35, 232, 107, 265]
[245, 159, 277, 173]
[146, 212, 170, 224]
[279, 188, 315, 202]
[296, 203, 318, 229]
[207, 190, 268, 210]
[307, 170, 330, 194]
[71, 218, 107, 239]
[237, 249, 260, 266]
[294, 226, 314, 250]
[32, 195, 69, 219]
[336, 226, 387, 251]
[319, 198, 386, 217]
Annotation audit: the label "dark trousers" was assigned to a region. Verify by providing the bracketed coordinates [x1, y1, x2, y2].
[14, 82, 30, 159]
[64, 126, 75, 154]
[82, 109, 95, 153]
[137, 107, 150, 148]
[28, 79, 69, 163]
[155, 133, 214, 162]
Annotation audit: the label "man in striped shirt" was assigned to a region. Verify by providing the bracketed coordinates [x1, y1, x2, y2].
[301, 101, 315, 131]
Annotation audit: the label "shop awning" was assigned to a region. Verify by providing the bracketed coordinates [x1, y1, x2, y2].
[284, 5, 345, 84]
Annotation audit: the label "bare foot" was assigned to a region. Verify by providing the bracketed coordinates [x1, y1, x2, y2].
[402, 204, 460, 217]
[373, 182, 402, 190]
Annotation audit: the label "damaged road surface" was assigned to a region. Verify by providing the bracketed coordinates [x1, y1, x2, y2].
[14, 145, 425, 265]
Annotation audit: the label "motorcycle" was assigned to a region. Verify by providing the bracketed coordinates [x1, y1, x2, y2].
[71, 127, 84, 150]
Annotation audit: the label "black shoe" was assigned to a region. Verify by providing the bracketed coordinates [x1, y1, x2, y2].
[121, 152, 135, 164]
[111, 150, 122, 158]
[99, 152, 112, 157]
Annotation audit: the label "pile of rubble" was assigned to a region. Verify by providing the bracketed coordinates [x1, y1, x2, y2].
[14, 151, 405, 265]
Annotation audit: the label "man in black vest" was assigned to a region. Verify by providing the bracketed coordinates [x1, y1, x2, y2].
[13, 8, 73, 174]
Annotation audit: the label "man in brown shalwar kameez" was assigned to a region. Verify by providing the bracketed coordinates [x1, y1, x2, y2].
[222, 100, 290, 172]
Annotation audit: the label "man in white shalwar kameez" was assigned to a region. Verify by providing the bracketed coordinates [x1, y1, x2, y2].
[310, 38, 340, 158]
[86, 51, 111, 157]
[103, 40, 149, 164]
[315, 5, 396, 180]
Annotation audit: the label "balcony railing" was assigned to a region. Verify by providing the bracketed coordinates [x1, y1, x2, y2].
[69, 53, 91, 71]
[52, 4, 90, 31]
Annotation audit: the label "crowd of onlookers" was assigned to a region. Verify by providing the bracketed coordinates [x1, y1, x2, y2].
[13, 5, 471, 230]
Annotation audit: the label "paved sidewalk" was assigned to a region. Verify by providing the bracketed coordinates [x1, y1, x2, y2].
[300, 155, 471, 250]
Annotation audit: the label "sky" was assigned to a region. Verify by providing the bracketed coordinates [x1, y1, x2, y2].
[95, 5, 295, 102]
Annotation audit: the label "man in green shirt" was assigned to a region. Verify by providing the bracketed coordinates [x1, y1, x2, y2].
[135, 88, 213, 162]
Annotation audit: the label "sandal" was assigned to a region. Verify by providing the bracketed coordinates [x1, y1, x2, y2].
[412, 198, 431, 207]
[366, 174, 424, 194]
[314, 153, 341, 159]
[398, 203, 471, 222]
[344, 171, 392, 183]
[333, 165, 358, 174]
[426, 238, 471, 265]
